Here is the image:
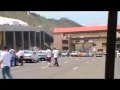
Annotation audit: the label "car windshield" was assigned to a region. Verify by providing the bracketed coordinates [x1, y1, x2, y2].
[72, 51, 77, 53]
[37, 51, 45, 54]
[24, 51, 32, 54]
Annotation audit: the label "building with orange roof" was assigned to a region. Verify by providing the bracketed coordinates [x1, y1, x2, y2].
[53, 25, 120, 52]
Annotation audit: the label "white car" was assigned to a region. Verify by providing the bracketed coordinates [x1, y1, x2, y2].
[70, 51, 80, 57]
[23, 51, 39, 63]
[36, 50, 46, 61]
[61, 51, 68, 57]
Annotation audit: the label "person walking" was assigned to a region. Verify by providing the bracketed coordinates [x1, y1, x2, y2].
[17, 48, 24, 66]
[45, 48, 52, 67]
[0, 46, 13, 79]
[92, 47, 96, 60]
[9, 49, 16, 67]
[52, 48, 60, 67]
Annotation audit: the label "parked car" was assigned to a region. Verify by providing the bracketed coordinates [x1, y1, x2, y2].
[61, 51, 69, 57]
[23, 51, 39, 63]
[95, 51, 103, 57]
[87, 51, 94, 57]
[36, 50, 46, 61]
[80, 52, 87, 57]
[70, 51, 80, 57]
[116, 50, 120, 58]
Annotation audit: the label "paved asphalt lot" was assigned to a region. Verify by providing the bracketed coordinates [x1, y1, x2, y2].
[0, 56, 120, 79]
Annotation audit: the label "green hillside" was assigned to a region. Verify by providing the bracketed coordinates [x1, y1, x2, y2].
[0, 11, 82, 32]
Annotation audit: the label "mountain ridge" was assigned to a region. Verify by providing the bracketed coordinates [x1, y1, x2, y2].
[0, 11, 82, 32]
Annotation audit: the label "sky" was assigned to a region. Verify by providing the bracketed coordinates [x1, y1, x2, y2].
[31, 11, 120, 26]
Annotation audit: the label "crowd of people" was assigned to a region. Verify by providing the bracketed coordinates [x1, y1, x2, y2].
[0, 46, 24, 79]
[0, 46, 60, 79]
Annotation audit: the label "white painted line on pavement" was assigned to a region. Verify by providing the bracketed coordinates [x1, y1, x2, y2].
[64, 61, 69, 63]
[41, 66, 48, 69]
[85, 61, 89, 63]
[73, 67, 78, 70]
[41, 61, 46, 63]
[92, 59, 95, 60]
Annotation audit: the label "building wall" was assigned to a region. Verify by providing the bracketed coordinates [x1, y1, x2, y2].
[53, 31, 108, 51]
[53, 33, 62, 50]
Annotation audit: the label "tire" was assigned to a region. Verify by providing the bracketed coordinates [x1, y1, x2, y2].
[30, 59, 34, 63]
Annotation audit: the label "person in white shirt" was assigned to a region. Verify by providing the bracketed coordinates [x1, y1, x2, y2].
[52, 48, 60, 67]
[9, 49, 16, 67]
[45, 48, 52, 67]
[17, 48, 24, 66]
[0, 46, 13, 79]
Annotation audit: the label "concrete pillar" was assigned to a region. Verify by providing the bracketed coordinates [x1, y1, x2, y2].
[34, 31, 36, 47]
[21, 31, 24, 49]
[39, 31, 41, 49]
[13, 31, 16, 49]
[43, 32, 45, 49]
[28, 31, 31, 49]
[3, 31, 6, 46]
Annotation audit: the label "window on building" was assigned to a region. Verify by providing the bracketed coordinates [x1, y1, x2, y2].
[62, 40, 68, 44]
[61, 34, 66, 38]
[98, 49, 103, 52]
[116, 44, 120, 48]
[62, 47, 68, 50]
[102, 42, 107, 46]
[93, 43, 96, 46]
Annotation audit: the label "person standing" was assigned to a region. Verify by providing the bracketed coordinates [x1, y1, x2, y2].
[92, 47, 96, 60]
[45, 48, 52, 67]
[17, 48, 24, 66]
[0, 46, 13, 79]
[52, 48, 60, 67]
[9, 49, 16, 67]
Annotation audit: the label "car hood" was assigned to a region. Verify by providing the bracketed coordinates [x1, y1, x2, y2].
[24, 54, 32, 56]
[71, 53, 78, 54]
[37, 53, 45, 55]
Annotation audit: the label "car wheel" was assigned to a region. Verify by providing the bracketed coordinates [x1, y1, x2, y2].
[36, 59, 39, 63]
[30, 59, 34, 63]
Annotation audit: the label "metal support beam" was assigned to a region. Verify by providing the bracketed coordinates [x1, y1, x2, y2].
[105, 11, 118, 79]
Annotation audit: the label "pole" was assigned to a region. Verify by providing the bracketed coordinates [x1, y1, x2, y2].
[105, 11, 117, 79]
